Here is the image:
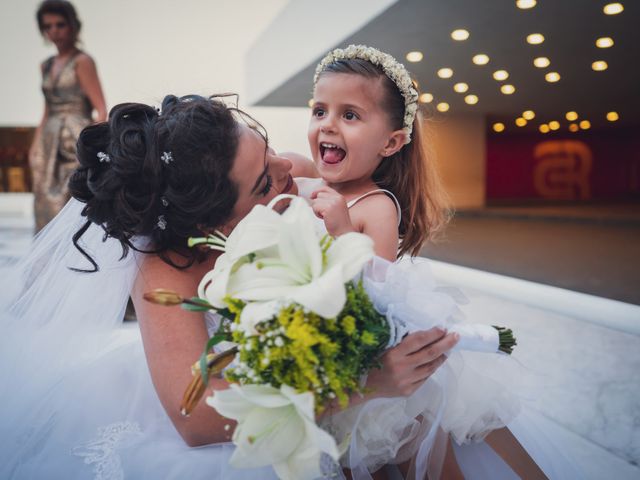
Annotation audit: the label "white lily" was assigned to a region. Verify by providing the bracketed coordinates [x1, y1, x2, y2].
[207, 384, 339, 480]
[199, 196, 374, 331]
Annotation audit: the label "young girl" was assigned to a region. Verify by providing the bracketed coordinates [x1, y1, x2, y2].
[295, 45, 579, 480]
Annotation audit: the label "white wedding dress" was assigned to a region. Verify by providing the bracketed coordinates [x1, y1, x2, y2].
[0, 199, 278, 480]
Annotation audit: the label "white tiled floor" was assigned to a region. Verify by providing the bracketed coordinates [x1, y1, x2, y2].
[1, 193, 638, 478]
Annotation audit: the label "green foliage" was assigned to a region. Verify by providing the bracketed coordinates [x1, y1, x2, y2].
[225, 281, 390, 413]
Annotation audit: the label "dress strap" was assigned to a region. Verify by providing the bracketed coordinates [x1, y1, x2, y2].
[347, 189, 402, 227]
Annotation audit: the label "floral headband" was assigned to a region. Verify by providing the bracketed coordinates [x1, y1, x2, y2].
[314, 44, 420, 144]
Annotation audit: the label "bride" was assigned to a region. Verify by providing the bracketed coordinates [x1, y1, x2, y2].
[0, 94, 458, 479]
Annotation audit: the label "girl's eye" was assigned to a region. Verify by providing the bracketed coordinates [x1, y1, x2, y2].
[344, 111, 358, 120]
[312, 107, 325, 118]
[259, 174, 273, 196]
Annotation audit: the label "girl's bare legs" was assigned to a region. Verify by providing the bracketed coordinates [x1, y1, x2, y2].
[397, 436, 464, 480]
[485, 427, 548, 480]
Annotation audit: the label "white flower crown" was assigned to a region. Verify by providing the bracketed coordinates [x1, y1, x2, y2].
[314, 44, 420, 144]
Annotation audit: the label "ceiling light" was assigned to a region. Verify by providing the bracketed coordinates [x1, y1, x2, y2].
[515, 117, 527, 127]
[501, 84, 516, 94]
[493, 122, 505, 133]
[603, 3, 624, 15]
[472, 54, 490, 65]
[436, 102, 450, 112]
[566, 111, 578, 121]
[406, 51, 424, 62]
[523, 110, 535, 120]
[549, 121, 560, 130]
[569, 123, 579, 132]
[579, 120, 591, 129]
[516, 0, 537, 9]
[419, 93, 434, 103]
[464, 94, 479, 105]
[493, 70, 509, 81]
[592, 61, 608, 71]
[539, 124, 550, 133]
[545, 72, 561, 82]
[451, 29, 470, 41]
[533, 57, 550, 68]
[606, 111, 619, 121]
[596, 37, 614, 48]
[437, 68, 454, 78]
[454, 82, 469, 93]
[527, 33, 545, 45]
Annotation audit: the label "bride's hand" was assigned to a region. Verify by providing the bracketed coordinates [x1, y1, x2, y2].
[365, 328, 459, 398]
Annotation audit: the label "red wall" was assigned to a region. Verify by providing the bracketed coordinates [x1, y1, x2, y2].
[486, 128, 640, 201]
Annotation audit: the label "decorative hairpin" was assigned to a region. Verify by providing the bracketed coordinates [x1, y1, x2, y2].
[161, 151, 174, 164]
[157, 215, 167, 230]
[97, 151, 111, 163]
[161, 196, 169, 207]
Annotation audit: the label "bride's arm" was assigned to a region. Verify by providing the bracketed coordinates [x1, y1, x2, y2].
[131, 253, 233, 447]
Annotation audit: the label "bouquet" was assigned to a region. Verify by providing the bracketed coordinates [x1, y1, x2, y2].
[145, 195, 516, 480]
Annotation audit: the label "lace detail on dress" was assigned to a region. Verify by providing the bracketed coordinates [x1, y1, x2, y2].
[71, 422, 142, 480]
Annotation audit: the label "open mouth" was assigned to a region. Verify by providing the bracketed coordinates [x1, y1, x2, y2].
[319, 142, 346, 164]
[280, 174, 294, 193]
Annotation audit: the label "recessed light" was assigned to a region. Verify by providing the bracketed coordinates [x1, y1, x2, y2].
[606, 111, 619, 121]
[579, 120, 591, 129]
[545, 72, 561, 82]
[603, 3, 624, 15]
[539, 124, 550, 133]
[517, 0, 537, 9]
[454, 82, 469, 93]
[406, 51, 424, 63]
[464, 94, 479, 105]
[501, 84, 516, 94]
[451, 29, 470, 41]
[596, 37, 614, 48]
[569, 123, 579, 132]
[472, 54, 490, 65]
[592, 61, 608, 71]
[419, 93, 434, 103]
[527, 33, 545, 45]
[523, 110, 535, 120]
[515, 117, 527, 127]
[493, 122, 505, 132]
[549, 121, 560, 130]
[437, 68, 454, 79]
[436, 102, 450, 112]
[493, 70, 509, 81]
[566, 111, 578, 121]
[533, 57, 550, 68]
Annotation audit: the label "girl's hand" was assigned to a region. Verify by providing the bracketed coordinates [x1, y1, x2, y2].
[365, 328, 459, 398]
[310, 186, 355, 237]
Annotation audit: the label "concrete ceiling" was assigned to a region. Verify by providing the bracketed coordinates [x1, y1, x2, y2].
[253, 0, 639, 132]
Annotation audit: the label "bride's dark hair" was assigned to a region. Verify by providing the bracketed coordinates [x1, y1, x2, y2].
[69, 94, 250, 271]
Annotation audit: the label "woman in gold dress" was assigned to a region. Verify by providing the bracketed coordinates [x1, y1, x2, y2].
[30, 1, 106, 231]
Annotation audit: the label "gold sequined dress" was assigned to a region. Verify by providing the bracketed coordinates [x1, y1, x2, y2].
[30, 52, 92, 231]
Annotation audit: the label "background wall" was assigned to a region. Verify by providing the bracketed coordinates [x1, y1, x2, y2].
[0, 0, 311, 154]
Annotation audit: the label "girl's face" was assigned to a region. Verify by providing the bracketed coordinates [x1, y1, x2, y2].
[308, 73, 405, 191]
[226, 124, 298, 229]
[41, 13, 74, 49]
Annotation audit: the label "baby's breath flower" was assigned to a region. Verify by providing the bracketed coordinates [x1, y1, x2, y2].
[314, 45, 419, 144]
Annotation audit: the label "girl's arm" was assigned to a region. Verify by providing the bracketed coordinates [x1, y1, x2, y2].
[279, 151, 319, 178]
[310, 186, 399, 261]
[75, 53, 107, 122]
[131, 254, 234, 447]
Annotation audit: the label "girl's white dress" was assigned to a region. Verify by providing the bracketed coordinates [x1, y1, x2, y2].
[297, 177, 584, 479]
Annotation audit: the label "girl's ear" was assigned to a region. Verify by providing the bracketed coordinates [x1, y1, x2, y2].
[379, 129, 407, 157]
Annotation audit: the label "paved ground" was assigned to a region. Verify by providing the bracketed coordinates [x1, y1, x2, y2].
[421, 205, 640, 305]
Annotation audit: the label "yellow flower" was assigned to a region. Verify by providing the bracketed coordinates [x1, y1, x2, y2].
[341, 316, 356, 335]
